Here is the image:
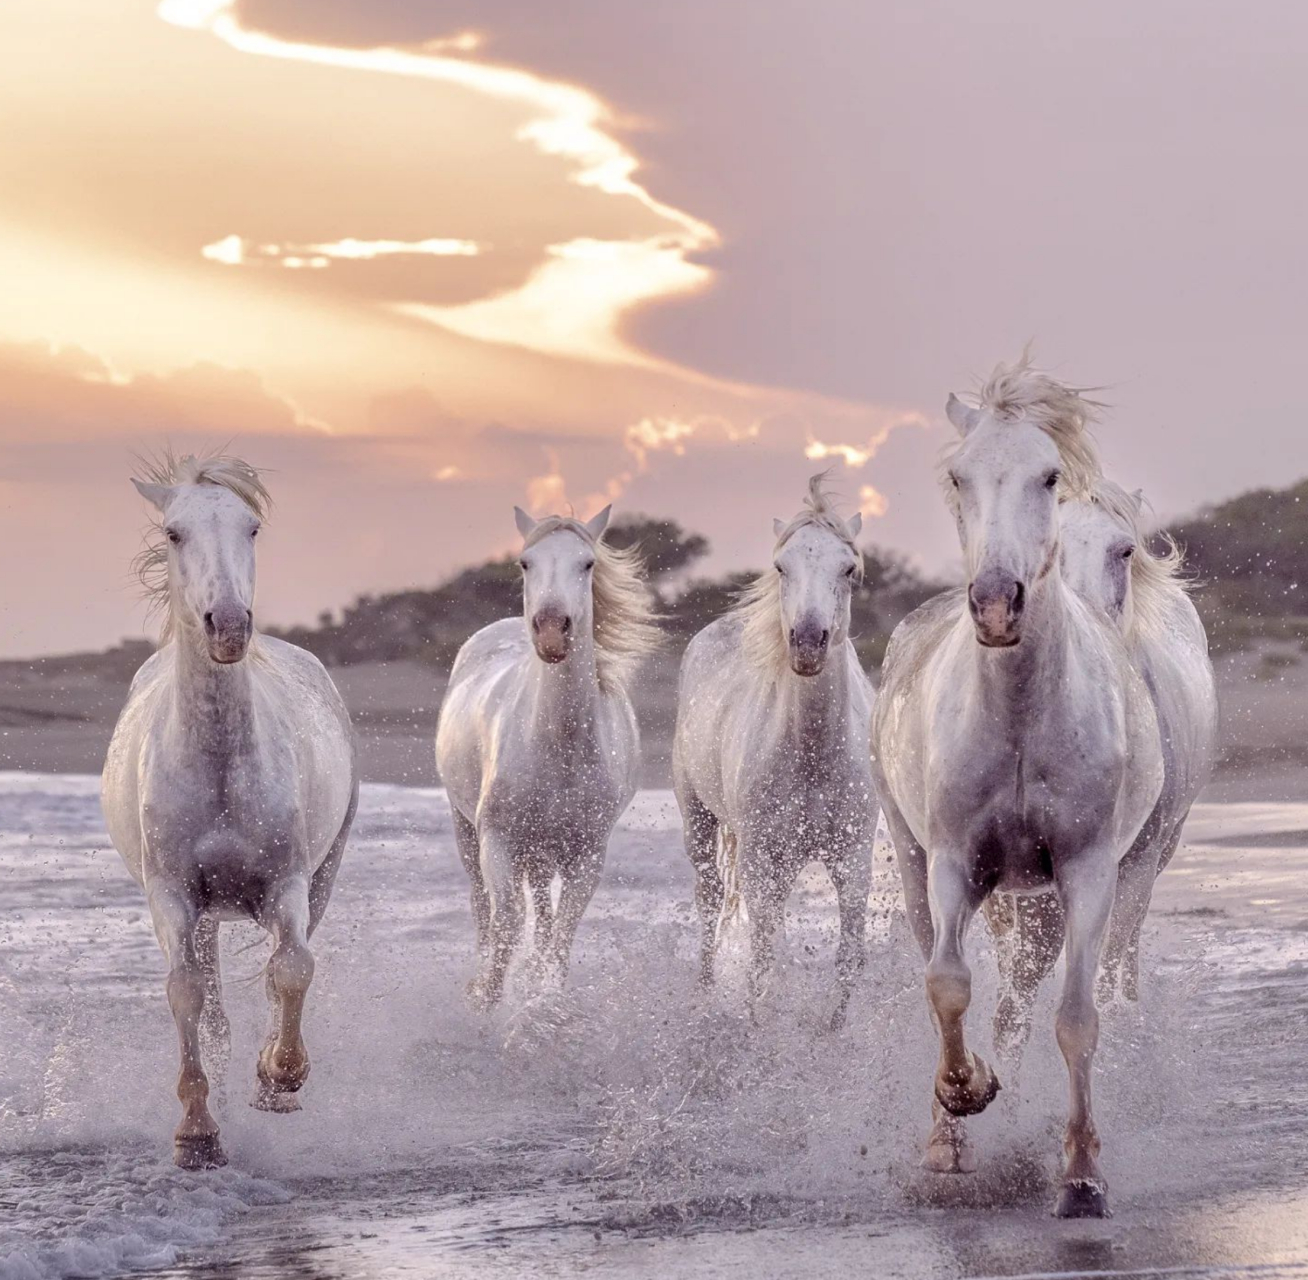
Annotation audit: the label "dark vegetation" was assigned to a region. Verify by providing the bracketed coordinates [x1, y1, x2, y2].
[266, 514, 944, 670]
[1164, 479, 1308, 653]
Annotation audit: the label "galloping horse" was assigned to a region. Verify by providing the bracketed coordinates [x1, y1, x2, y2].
[987, 483, 1218, 1049]
[872, 359, 1164, 1217]
[674, 475, 875, 1027]
[102, 454, 358, 1169]
[436, 505, 659, 1008]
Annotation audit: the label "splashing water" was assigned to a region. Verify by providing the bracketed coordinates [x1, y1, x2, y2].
[3, 773, 1308, 1278]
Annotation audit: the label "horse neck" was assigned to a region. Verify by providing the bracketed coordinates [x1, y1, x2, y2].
[774, 641, 857, 741]
[524, 622, 602, 736]
[170, 619, 257, 753]
[970, 567, 1073, 720]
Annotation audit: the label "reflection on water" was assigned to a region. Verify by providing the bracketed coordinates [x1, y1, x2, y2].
[2, 775, 1308, 1279]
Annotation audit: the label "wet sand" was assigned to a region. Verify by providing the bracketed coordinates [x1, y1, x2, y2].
[3, 775, 1308, 1279]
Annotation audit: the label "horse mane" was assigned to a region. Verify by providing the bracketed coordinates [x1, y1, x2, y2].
[731, 472, 864, 671]
[1088, 478, 1189, 635]
[132, 449, 271, 641]
[945, 352, 1105, 502]
[521, 516, 661, 692]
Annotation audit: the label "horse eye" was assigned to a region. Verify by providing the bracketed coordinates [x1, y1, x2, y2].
[166, 529, 181, 545]
[1044, 471, 1060, 490]
[583, 559, 595, 572]
[1121, 546, 1135, 560]
[251, 527, 259, 539]
[844, 564, 856, 578]
[518, 560, 529, 572]
[948, 473, 960, 490]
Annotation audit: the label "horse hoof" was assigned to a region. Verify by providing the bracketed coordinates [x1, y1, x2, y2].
[935, 1054, 1001, 1117]
[174, 1132, 226, 1170]
[253, 1083, 302, 1113]
[922, 1139, 978, 1174]
[1054, 1179, 1111, 1219]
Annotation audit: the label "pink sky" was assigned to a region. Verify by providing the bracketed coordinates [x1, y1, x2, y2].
[2, 0, 1306, 656]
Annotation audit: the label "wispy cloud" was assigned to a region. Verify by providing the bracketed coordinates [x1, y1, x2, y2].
[159, 0, 718, 370]
[201, 233, 482, 270]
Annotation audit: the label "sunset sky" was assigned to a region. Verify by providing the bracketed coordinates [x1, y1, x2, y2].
[3, 0, 1307, 657]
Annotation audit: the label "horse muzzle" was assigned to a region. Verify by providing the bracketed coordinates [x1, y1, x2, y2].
[204, 605, 253, 664]
[788, 622, 830, 676]
[531, 610, 572, 664]
[967, 574, 1025, 648]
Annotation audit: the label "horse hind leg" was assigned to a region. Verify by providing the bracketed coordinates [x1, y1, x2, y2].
[149, 884, 226, 1170]
[1053, 854, 1118, 1218]
[195, 915, 231, 1096]
[254, 877, 315, 1112]
[985, 890, 1064, 1067]
[681, 791, 724, 986]
[452, 809, 491, 962]
[923, 857, 1000, 1173]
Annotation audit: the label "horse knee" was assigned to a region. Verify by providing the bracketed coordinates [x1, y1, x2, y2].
[926, 958, 971, 1020]
[1055, 996, 1099, 1062]
[269, 939, 314, 1000]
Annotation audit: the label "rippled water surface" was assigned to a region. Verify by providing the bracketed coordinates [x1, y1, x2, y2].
[3, 773, 1308, 1279]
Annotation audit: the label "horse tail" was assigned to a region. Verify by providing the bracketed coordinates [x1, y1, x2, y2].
[714, 826, 748, 941]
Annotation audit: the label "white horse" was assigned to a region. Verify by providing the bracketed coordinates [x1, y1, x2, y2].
[872, 359, 1164, 1217]
[102, 454, 357, 1170]
[674, 475, 875, 1027]
[436, 505, 659, 1008]
[985, 482, 1219, 1053]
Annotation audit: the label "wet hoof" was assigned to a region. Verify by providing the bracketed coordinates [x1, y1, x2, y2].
[935, 1053, 1001, 1117]
[254, 1045, 307, 1112]
[174, 1132, 227, 1170]
[922, 1132, 978, 1174]
[1054, 1178, 1111, 1219]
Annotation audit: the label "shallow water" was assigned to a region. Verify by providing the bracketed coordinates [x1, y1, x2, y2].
[2, 773, 1308, 1279]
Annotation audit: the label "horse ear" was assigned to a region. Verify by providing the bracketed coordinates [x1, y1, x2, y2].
[585, 504, 611, 539]
[1130, 488, 1145, 514]
[945, 393, 980, 437]
[132, 479, 173, 511]
[846, 512, 863, 540]
[772, 518, 786, 539]
[513, 506, 537, 538]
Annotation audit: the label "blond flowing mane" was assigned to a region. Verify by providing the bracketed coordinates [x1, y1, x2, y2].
[1089, 479, 1189, 634]
[731, 473, 864, 670]
[132, 449, 271, 640]
[522, 516, 661, 691]
[946, 352, 1105, 502]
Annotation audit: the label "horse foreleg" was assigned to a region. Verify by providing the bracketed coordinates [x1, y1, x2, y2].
[549, 845, 604, 981]
[985, 890, 1064, 1066]
[880, 800, 934, 960]
[452, 809, 491, 961]
[149, 885, 225, 1170]
[195, 915, 231, 1094]
[527, 864, 556, 961]
[828, 847, 870, 1030]
[742, 851, 795, 1016]
[255, 877, 315, 1112]
[474, 831, 524, 1009]
[1053, 855, 1117, 1218]
[923, 856, 999, 1172]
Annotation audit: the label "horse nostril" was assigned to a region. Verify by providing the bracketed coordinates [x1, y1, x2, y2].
[561, 617, 572, 634]
[1011, 582, 1026, 616]
[203, 611, 215, 633]
[820, 629, 830, 647]
[966, 586, 980, 620]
